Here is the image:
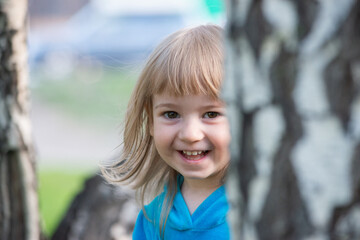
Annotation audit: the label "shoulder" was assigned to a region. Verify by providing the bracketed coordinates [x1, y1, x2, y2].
[132, 192, 167, 240]
[132, 210, 146, 239]
[132, 207, 161, 240]
[144, 191, 166, 221]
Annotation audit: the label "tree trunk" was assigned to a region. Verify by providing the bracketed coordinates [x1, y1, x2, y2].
[0, 1, 41, 239]
[52, 174, 137, 240]
[224, 0, 360, 239]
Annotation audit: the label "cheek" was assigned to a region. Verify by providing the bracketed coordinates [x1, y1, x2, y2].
[218, 132, 231, 152]
[211, 124, 231, 157]
[215, 131, 231, 166]
[152, 125, 172, 150]
[217, 122, 231, 146]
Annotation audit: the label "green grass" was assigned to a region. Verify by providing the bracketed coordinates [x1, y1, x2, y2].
[31, 68, 138, 127]
[38, 169, 92, 237]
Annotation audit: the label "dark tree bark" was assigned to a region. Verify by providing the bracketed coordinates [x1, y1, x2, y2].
[224, 0, 360, 239]
[52, 174, 137, 240]
[0, 0, 42, 239]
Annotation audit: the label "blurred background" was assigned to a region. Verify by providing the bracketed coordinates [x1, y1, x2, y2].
[27, 0, 225, 237]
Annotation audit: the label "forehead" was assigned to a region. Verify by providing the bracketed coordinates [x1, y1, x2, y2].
[153, 93, 224, 108]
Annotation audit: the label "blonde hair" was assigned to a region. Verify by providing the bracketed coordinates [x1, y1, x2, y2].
[102, 24, 224, 237]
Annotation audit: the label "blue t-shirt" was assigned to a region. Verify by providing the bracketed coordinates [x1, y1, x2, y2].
[132, 176, 230, 239]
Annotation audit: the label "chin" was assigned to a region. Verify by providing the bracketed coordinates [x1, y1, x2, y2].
[181, 171, 212, 180]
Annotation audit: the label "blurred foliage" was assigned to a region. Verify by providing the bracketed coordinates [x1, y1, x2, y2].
[32, 67, 139, 236]
[31, 67, 138, 128]
[38, 169, 91, 237]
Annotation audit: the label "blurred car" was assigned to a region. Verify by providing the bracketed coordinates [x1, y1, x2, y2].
[28, 0, 223, 71]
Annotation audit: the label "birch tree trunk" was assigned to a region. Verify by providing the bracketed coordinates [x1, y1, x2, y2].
[52, 174, 137, 240]
[0, 0, 41, 239]
[224, 0, 360, 239]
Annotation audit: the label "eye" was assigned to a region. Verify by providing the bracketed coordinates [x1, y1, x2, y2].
[204, 112, 220, 118]
[164, 111, 179, 119]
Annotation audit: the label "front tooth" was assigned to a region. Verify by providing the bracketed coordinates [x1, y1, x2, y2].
[183, 151, 203, 156]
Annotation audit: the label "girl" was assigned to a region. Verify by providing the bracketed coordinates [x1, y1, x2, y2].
[103, 24, 230, 239]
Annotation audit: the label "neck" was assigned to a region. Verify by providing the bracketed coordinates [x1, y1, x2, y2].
[182, 177, 221, 192]
[180, 176, 223, 215]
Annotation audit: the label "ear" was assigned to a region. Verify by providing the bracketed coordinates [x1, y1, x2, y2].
[149, 118, 154, 136]
[146, 102, 154, 136]
[149, 124, 154, 136]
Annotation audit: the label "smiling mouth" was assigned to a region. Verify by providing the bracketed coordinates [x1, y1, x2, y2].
[179, 150, 209, 161]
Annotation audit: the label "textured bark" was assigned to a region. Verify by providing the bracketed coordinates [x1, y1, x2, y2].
[52, 174, 137, 240]
[0, 0, 41, 240]
[224, 0, 360, 239]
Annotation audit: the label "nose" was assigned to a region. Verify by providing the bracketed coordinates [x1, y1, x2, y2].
[178, 118, 204, 143]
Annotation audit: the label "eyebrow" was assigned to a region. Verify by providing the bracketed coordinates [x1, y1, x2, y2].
[154, 103, 178, 109]
[154, 103, 225, 109]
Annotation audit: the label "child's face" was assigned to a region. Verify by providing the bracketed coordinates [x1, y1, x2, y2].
[152, 93, 230, 186]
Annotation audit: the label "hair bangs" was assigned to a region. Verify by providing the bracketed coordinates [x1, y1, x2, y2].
[148, 25, 223, 99]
